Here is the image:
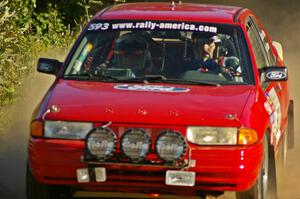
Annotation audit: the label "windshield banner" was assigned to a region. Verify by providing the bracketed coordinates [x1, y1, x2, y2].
[87, 21, 218, 33]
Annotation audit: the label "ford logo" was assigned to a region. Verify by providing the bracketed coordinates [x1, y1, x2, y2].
[114, 84, 190, 92]
[266, 71, 287, 80]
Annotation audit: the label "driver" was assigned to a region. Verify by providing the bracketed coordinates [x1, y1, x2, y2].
[187, 32, 222, 72]
[186, 32, 242, 81]
[90, 31, 153, 78]
[113, 32, 153, 76]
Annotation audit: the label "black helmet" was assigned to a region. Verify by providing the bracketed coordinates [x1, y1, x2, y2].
[115, 32, 148, 54]
[192, 32, 221, 44]
[114, 32, 151, 73]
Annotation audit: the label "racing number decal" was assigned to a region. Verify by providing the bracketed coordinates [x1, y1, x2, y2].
[88, 23, 109, 31]
[265, 88, 282, 143]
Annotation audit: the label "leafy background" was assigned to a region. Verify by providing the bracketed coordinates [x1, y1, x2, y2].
[0, 0, 92, 106]
[0, 0, 115, 130]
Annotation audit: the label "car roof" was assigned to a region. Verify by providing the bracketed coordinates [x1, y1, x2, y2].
[94, 2, 243, 24]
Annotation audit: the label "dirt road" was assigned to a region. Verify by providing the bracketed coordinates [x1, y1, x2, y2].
[0, 73, 54, 198]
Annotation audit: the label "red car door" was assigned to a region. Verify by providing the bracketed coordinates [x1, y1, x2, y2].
[245, 15, 289, 148]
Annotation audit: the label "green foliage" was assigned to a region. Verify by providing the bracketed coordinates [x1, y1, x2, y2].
[0, 1, 20, 105]
[0, 0, 74, 106]
[77, 0, 103, 22]
[0, 0, 133, 108]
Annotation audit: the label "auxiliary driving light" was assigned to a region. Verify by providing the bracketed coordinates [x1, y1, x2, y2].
[165, 170, 195, 187]
[156, 131, 187, 162]
[77, 168, 90, 183]
[121, 128, 151, 162]
[85, 127, 117, 161]
[94, 167, 107, 182]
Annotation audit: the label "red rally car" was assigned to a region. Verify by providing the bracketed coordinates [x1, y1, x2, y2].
[27, 2, 294, 199]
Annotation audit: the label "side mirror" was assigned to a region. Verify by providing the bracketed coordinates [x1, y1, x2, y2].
[37, 58, 62, 75]
[262, 66, 288, 82]
[272, 41, 283, 61]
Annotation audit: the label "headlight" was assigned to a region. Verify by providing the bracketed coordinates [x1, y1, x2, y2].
[187, 126, 237, 145]
[44, 121, 92, 139]
[156, 131, 186, 162]
[86, 127, 117, 161]
[121, 129, 151, 162]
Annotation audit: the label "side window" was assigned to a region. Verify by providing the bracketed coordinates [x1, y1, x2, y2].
[250, 17, 276, 65]
[246, 19, 269, 69]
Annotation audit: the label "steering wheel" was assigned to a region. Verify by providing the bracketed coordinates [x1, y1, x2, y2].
[218, 56, 240, 81]
[217, 66, 234, 81]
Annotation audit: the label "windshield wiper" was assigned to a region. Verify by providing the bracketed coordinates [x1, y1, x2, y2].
[126, 75, 167, 82]
[143, 75, 167, 80]
[64, 74, 220, 86]
[127, 75, 220, 86]
[163, 79, 221, 86]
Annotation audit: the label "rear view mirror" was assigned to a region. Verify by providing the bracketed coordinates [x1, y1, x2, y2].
[262, 66, 288, 82]
[37, 58, 62, 75]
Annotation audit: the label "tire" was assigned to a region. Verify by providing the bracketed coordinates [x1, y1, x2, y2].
[288, 100, 294, 149]
[236, 134, 278, 199]
[26, 164, 72, 199]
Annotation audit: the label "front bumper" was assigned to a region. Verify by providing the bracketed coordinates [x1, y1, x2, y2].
[28, 138, 263, 195]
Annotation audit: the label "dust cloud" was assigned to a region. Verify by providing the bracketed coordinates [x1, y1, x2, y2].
[0, 1, 299, 199]
[0, 50, 63, 198]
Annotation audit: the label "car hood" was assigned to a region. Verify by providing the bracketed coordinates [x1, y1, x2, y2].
[44, 80, 254, 126]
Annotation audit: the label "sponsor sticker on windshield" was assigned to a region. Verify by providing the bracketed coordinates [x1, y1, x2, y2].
[87, 21, 218, 33]
[114, 84, 190, 92]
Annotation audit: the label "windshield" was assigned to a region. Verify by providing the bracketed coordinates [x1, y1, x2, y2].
[64, 20, 253, 85]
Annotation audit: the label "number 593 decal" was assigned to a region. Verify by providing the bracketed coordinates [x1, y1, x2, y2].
[88, 23, 109, 31]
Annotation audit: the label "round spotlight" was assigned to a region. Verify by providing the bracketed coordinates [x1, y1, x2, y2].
[121, 129, 151, 162]
[86, 127, 117, 161]
[156, 131, 186, 162]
